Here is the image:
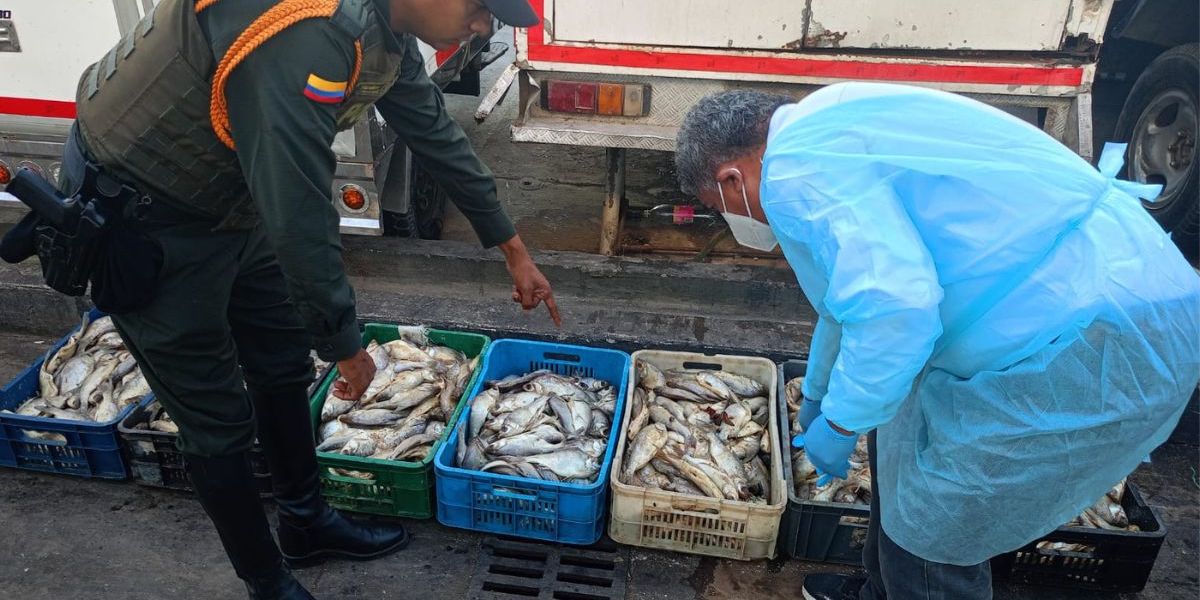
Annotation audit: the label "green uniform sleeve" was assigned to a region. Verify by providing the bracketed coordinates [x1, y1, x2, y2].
[222, 20, 362, 362]
[375, 36, 516, 248]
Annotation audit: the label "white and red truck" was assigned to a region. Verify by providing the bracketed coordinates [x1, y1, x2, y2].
[0, 0, 504, 236]
[497, 0, 1197, 256]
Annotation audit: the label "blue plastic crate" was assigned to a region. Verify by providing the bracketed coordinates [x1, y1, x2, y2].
[0, 308, 137, 479]
[434, 339, 631, 545]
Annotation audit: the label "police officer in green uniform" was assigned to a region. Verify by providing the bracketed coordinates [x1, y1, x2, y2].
[61, 0, 553, 597]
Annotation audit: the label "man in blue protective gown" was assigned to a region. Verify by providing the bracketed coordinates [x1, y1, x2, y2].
[674, 82, 1200, 600]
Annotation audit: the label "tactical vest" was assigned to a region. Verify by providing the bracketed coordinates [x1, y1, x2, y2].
[74, 0, 402, 228]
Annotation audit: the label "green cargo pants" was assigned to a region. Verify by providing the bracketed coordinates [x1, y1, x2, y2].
[111, 219, 316, 457]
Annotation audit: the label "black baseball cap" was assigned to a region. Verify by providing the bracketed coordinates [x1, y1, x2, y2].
[484, 0, 538, 27]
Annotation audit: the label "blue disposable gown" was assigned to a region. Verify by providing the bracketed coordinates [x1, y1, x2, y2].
[762, 82, 1200, 565]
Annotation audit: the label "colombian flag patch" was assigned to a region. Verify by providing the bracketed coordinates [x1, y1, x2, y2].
[303, 73, 347, 104]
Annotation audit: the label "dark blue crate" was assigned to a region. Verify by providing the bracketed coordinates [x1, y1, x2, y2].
[434, 339, 631, 545]
[0, 308, 136, 479]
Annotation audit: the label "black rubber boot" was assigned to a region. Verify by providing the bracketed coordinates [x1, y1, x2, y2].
[185, 452, 316, 600]
[249, 384, 410, 567]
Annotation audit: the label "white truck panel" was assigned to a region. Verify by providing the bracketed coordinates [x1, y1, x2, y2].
[804, 0, 1074, 50]
[550, 0, 806, 49]
[0, 0, 121, 103]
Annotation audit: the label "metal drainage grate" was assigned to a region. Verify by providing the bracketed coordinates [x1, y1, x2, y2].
[469, 536, 629, 600]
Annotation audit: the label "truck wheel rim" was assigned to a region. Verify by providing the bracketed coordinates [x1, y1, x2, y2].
[1130, 89, 1197, 209]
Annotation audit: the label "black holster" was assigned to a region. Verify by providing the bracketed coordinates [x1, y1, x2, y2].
[1, 126, 161, 313]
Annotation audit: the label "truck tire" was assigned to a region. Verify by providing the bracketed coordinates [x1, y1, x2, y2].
[408, 158, 447, 240]
[1114, 43, 1198, 257]
[382, 205, 418, 238]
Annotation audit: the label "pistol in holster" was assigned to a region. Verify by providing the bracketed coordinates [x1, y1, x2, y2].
[2, 165, 147, 297]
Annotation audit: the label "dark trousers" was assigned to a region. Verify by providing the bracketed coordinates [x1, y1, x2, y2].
[860, 431, 993, 600]
[110, 219, 315, 457]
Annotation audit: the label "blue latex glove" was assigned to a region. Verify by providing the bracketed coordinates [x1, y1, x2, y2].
[791, 414, 857, 478]
[796, 396, 822, 433]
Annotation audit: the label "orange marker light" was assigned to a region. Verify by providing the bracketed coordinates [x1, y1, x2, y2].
[0, 161, 11, 186]
[598, 83, 625, 116]
[341, 184, 367, 211]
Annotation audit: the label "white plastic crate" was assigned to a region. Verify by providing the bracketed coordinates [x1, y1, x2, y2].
[608, 349, 785, 560]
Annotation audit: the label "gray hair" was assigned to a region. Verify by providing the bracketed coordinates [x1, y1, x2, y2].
[675, 90, 793, 196]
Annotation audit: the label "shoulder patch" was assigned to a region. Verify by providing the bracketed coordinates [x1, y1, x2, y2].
[304, 73, 347, 104]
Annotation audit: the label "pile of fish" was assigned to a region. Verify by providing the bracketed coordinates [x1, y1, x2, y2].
[129, 354, 329, 437]
[620, 360, 774, 503]
[315, 331, 478, 474]
[783, 377, 871, 505]
[3, 314, 150, 435]
[1038, 480, 1139, 553]
[1065, 478, 1135, 531]
[454, 369, 617, 484]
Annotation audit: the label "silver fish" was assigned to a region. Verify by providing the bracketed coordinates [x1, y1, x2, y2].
[321, 397, 357, 422]
[438, 363, 462, 417]
[523, 449, 600, 480]
[665, 477, 706, 497]
[696, 372, 738, 402]
[494, 391, 547, 415]
[495, 395, 549, 437]
[54, 355, 95, 396]
[149, 419, 179, 434]
[664, 453, 723, 499]
[622, 423, 668, 481]
[469, 388, 499, 440]
[656, 397, 688, 423]
[319, 419, 348, 441]
[488, 426, 565, 456]
[684, 455, 744, 501]
[462, 438, 489, 470]
[586, 411, 610, 439]
[526, 374, 598, 405]
[426, 345, 466, 365]
[371, 382, 442, 412]
[77, 355, 119, 408]
[627, 392, 652, 440]
[380, 432, 442, 461]
[706, 431, 747, 483]
[729, 431, 763, 461]
[636, 464, 671, 489]
[382, 339, 435, 364]
[339, 409, 405, 428]
[711, 371, 766, 398]
[488, 369, 551, 392]
[655, 386, 706, 403]
[636, 360, 666, 390]
[567, 397, 593, 438]
[368, 369, 436, 403]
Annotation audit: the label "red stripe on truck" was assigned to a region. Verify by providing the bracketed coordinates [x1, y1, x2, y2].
[523, 1, 1084, 87]
[0, 97, 77, 119]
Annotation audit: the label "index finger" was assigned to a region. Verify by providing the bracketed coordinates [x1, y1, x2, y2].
[543, 293, 562, 327]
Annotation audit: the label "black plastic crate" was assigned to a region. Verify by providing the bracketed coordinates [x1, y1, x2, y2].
[118, 398, 272, 497]
[776, 360, 1167, 592]
[991, 483, 1166, 593]
[775, 359, 871, 564]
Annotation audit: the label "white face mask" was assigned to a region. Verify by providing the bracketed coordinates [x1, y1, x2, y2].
[717, 168, 778, 252]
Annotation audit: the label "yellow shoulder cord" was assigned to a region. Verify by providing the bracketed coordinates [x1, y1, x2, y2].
[195, 0, 364, 150]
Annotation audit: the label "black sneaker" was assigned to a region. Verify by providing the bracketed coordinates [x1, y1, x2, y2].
[802, 573, 868, 600]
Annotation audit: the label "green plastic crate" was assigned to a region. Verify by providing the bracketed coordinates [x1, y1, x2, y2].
[308, 324, 489, 519]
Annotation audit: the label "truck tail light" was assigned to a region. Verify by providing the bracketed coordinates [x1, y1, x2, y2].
[340, 184, 367, 212]
[0, 160, 11, 185]
[18, 161, 42, 179]
[541, 80, 650, 117]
